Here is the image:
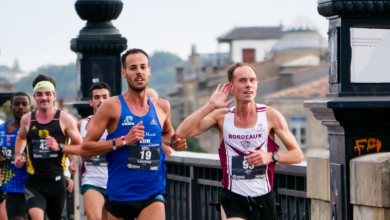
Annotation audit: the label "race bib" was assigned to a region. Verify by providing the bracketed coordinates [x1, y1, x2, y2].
[230, 155, 266, 180]
[85, 154, 107, 166]
[32, 139, 58, 159]
[126, 146, 160, 171]
[1, 146, 15, 164]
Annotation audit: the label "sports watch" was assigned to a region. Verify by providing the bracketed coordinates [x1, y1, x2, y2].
[59, 143, 65, 152]
[272, 152, 279, 163]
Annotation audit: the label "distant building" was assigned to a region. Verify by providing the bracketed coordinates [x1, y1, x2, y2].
[0, 66, 29, 84]
[167, 17, 329, 154]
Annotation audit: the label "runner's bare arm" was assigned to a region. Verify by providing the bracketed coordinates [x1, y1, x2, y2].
[59, 112, 83, 155]
[80, 98, 126, 159]
[176, 84, 233, 139]
[67, 154, 78, 176]
[14, 113, 30, 167]
[268, 107, 303, 164]
[157, 99, 186, 152]
[15, 113, 30, 155]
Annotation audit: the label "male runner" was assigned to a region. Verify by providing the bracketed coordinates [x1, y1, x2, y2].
[77, 82, 111, 220]
[175, 63, 303, 220]
[14, 74, 82, 220]
[80, 48, 187, 220]
[0, 92, 30, 220]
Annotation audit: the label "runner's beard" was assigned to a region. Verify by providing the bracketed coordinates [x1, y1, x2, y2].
[127, 78, 148, 93]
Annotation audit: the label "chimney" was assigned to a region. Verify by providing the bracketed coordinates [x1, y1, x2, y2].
[176, 67, 184, 84]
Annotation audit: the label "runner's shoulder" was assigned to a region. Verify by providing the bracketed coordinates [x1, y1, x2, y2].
[21, 112, 32, 124]
[98, 96, 121, 112]
[210, 108, 229, 122]
[153, 98, 170, 113]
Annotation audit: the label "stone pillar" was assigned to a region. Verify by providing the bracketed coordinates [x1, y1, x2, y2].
[350, 153, 390, 220]
[305, 1, 390, 219]
[307, 151, 330, 220]
[68, 0, 127, 117]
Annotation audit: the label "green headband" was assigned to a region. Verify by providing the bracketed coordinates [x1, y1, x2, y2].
[33, 81, 55, 93]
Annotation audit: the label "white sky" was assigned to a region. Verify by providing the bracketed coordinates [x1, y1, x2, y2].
[0, 0, 328, 72]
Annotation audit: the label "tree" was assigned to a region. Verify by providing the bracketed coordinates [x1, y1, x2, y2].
[12, 59, 21, 72]
[14, 63, 77, 99]
[186, 136, 207, 153]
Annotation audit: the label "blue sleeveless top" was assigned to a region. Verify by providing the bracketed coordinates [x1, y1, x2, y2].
[0, 121, 28, 193]
[106, 95, 166, 201]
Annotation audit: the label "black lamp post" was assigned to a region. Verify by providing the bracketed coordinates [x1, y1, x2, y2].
[305, 1, 390, 219]
[67, 0, 127, 118]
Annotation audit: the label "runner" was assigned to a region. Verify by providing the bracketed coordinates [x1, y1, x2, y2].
[14, 74, 82, 220]
[77, 82, 111, 220]
[80, 48, 187, 220]
[175, 63, 303, 220]
[0, 92, 30, 220]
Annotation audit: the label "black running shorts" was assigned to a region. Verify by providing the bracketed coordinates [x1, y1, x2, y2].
[25, 174, 66, 220]
[0, 188, 5, 204]
[6, 192, 27, 219]
[104, 193, 167, 220]
[219, 188, 277, 220]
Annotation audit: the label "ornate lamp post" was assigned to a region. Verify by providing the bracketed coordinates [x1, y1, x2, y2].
[305, 1, 390, 219]
[67, 0, 127, 117]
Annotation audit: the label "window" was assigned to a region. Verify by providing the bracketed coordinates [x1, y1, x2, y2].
[290, 117, 307, 148]
[242, 49, 255, 63]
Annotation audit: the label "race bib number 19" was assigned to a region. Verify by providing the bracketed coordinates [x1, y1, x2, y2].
[127, 146, 160, 171]
[231, 155, 266, 180]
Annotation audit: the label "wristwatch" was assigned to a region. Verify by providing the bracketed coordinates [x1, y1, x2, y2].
[59, 143, 65, 152]
[272, 152, 279, 163]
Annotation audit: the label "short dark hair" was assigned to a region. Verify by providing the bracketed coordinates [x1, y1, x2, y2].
[11, 92, 31, 104]
[227, 63, 256, 82]
[89, 82, 111, 99]
[32, 74, 56, 89]
[121, 48, 149, 69]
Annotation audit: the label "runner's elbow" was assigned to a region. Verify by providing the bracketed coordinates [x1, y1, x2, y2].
[79, 146, 89, 159]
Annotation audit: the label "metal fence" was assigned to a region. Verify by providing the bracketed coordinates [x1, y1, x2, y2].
[165, 152, 310, 220]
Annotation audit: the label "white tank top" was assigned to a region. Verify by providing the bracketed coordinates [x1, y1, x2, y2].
[219, 104, 279, 197]
[80, 116, 108, 189]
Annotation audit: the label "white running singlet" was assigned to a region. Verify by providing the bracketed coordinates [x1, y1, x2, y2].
[219, 104, 279, 197]
[80, 116, 108, 189]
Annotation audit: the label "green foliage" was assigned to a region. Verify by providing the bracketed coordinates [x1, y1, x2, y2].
[186, 136, 207, 153]
[14, 63, 77, 99]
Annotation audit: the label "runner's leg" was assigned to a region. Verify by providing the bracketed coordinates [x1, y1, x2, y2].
[0, 199, 6, 220]
[28, 208, 45, 220]
[84, 189, 104, 220]
[136, 202, 165, 220]
[102, 207, 109, 220]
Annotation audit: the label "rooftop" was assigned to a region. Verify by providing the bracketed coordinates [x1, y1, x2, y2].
[217, 26, 283, 42]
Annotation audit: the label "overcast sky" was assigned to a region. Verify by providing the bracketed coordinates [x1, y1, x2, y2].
[0, 0, 328, 72]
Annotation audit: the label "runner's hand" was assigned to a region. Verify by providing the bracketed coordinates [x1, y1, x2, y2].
[170, 133, 187, 151]
[0, 155, 5, 161]
[124, 121, 144, 146]
[15, 155, 26, 168]
[208, 83, 234, 109]
[69, 160, 77, 176]
[246, 150, 273, 166]
[46, 136, 60, 151]
[66, 177, 74, 193]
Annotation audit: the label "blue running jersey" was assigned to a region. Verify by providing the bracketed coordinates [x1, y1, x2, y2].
[106, 95, 166, 201]
[0, 121, 28, 193]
